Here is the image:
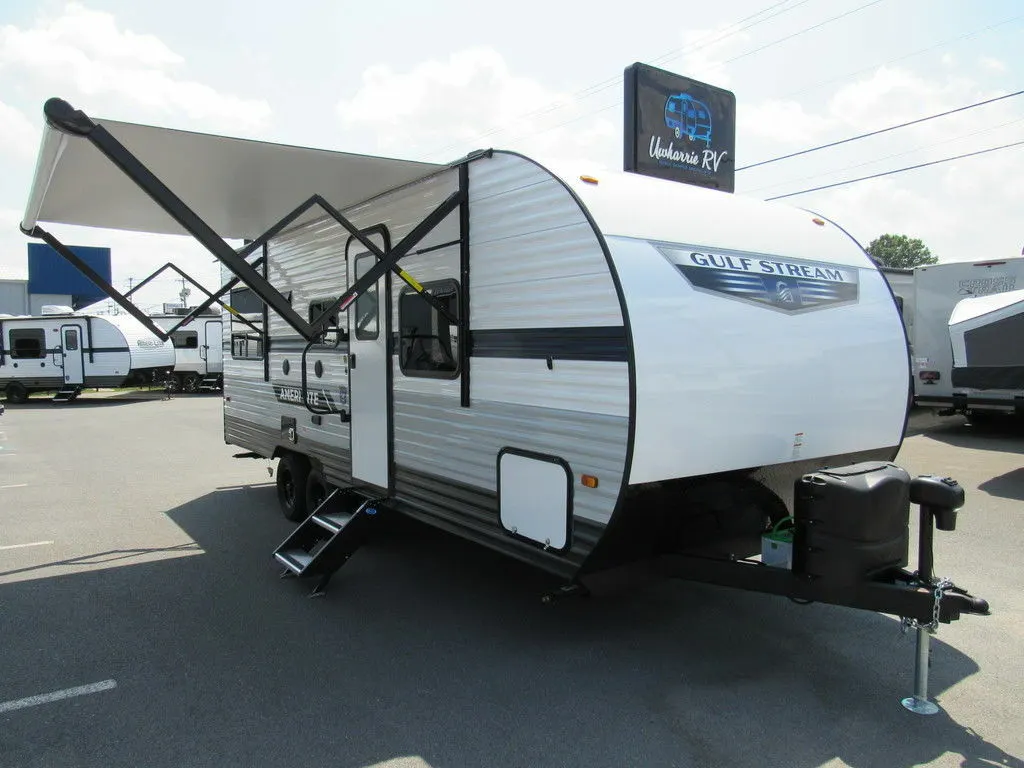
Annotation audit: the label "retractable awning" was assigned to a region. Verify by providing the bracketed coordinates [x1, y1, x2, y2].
[19, 98, 464, 349]
[22, 106, 443, 239]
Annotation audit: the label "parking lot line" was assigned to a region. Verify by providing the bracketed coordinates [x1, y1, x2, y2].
[0, 680, 117, 714]
[0, 541, 54, 551]
[0, 484, 29, 489]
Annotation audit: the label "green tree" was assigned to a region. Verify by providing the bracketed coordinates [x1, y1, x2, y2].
[865, 234, 938, 269]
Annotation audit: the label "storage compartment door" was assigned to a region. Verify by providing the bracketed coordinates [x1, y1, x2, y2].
[498, 449, 572, 552]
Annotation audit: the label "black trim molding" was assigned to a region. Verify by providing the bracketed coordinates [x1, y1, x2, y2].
[471, 326, 628, 362]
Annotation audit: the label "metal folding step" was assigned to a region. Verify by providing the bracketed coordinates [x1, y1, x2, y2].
[198, 374, 221, 391]
[51, 386, 81, 403]
[272, 489, 384, 596]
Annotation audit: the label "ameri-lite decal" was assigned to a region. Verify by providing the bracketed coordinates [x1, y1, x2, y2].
[659, 245, 860, 312]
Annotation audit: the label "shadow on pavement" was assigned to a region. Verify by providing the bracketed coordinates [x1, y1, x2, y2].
[0, 485, 1016, 768]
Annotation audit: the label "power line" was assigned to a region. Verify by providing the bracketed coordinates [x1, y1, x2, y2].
[771, 12, 1024, 103]
[744, 116, 1024, 195]
[738, 89, 1024, 171]
[423, 0, 819, 159]
[489, 0, 890, 151]
[764, 139, 1024, 200]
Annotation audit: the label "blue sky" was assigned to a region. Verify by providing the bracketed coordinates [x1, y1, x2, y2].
[1, 0, 1021, 308]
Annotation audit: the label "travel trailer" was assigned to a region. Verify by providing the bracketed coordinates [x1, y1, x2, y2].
[949, 288, 1024, 406]
[905, 258, 1024, 415]
[17, 99, 988, 704]
[0, 307, 174, 402]
[151, 309, 224, 392]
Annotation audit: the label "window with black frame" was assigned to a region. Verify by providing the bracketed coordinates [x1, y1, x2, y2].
[229, 286, 265, 360]
[399, 279, 460, 379]
[309, 298, 344, 345]
[170, 331, 199, 349]
[9, 328, 46, 359]
[352, 254, 379, 341]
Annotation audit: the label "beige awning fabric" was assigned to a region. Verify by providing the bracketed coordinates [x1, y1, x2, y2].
[21, 111, 444, 240]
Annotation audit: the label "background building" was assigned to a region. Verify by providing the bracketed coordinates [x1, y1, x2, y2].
[0, 244, 111, 315]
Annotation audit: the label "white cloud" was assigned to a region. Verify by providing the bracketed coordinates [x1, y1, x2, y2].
[739, 99, 835, 146]
[0, 100, 37, 160]
[336, 47, 614, 167]
[0, 3, 271, 132]
[979, 56, 1006, 73]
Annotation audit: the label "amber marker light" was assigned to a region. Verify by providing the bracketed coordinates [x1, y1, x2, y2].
[581, 475, 599, 488]
[579, 175, 599, 185]
[812, 217, 826, 226]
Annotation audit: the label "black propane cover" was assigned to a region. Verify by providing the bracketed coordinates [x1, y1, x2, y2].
[793, 462, 911, 584]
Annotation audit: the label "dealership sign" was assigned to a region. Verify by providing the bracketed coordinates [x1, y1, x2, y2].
[624, 63, 736, 192]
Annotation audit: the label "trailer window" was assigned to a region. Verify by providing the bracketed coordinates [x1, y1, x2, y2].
[309, 298, 343, 345]
[9, 328, 46, 359]
[352, 254, 379, 341]
[399, 279, 460, 379]
[170, 331, 199, 349]
[231, 330, 263, 359]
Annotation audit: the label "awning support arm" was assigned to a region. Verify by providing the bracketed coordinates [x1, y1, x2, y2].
[123, 260, 262, 336]
[43, 98, 315, 341]
[20, 224, 170, 342]
[41, 98, 461, 341]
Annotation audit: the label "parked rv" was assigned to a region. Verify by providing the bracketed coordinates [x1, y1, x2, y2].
[0, 307, 174, 402]
[17, 98, 989, 687]
[151, 309, 223, 393]
[888, 258, 1024, 415]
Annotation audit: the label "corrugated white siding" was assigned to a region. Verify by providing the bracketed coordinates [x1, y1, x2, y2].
[469, 154, 623, 329]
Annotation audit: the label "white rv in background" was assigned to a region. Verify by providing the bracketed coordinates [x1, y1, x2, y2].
[0, 307, 174, 402]
[908, 258, 1024, 415]
[151, 309, 224, 392]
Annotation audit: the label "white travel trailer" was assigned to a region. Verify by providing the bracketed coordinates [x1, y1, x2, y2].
[908, 258, 1024, 415]
[151, 310, 224, 392]
[18, 99, 989, 686]
[949, 288, 1024, 410]
[0, 307, 174, 402]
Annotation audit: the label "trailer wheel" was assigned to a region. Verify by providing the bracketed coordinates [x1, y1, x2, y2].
[276, 453, 310, 522]
[182, 374, 200, 394]
[165, 375, 182, 394]
[5, 382, 29, 404]
[305, 470, 331, 515]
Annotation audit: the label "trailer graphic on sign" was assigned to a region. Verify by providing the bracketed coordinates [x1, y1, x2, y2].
[664, 94, 712, 146]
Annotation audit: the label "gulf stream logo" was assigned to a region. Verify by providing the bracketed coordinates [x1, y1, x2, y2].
[658, 245, 860, 312]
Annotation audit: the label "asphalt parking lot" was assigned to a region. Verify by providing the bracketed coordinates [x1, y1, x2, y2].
[0, 394, 1021, 768]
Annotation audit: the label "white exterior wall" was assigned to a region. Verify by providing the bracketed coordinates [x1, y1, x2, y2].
[30, 293, 73, 315]
[0, 280, 29, 315]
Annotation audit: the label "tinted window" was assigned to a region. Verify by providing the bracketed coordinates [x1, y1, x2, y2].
[64, 328, 79, 351]
[399, 280, 459, 379]
[229, 287, 264, 315]
[353, 254, 379, 341]
[170, 331, 199, 349]
[309, 298, 343, 345]
[10, 329, 46, 359]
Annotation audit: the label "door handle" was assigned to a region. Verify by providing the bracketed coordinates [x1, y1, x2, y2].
[349, 354, 356, 370]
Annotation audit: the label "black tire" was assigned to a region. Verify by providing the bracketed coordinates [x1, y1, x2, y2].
[5, 382, 29, 404]
[276, 453, 310, 522]
[305, 469, 330, 515]
[166, 375, 183, 394]
[182, 374, 200, 394]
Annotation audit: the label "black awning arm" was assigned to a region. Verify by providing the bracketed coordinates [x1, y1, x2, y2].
[40, 98, 462, 340]
[20, 224, 170, 341]
[127, 260, 263, 337]
[44, 98, 315, 341]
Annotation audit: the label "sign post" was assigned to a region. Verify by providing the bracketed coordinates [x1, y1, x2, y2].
[624, 62, 736, 193]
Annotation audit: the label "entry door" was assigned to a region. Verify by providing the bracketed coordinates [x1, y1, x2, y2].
[348, 242, 392, 492]
[204, 320, 223, 374]
[60, 323, 85, 385]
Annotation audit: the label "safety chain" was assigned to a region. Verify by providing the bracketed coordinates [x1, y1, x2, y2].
[901, 577, 953, 634]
